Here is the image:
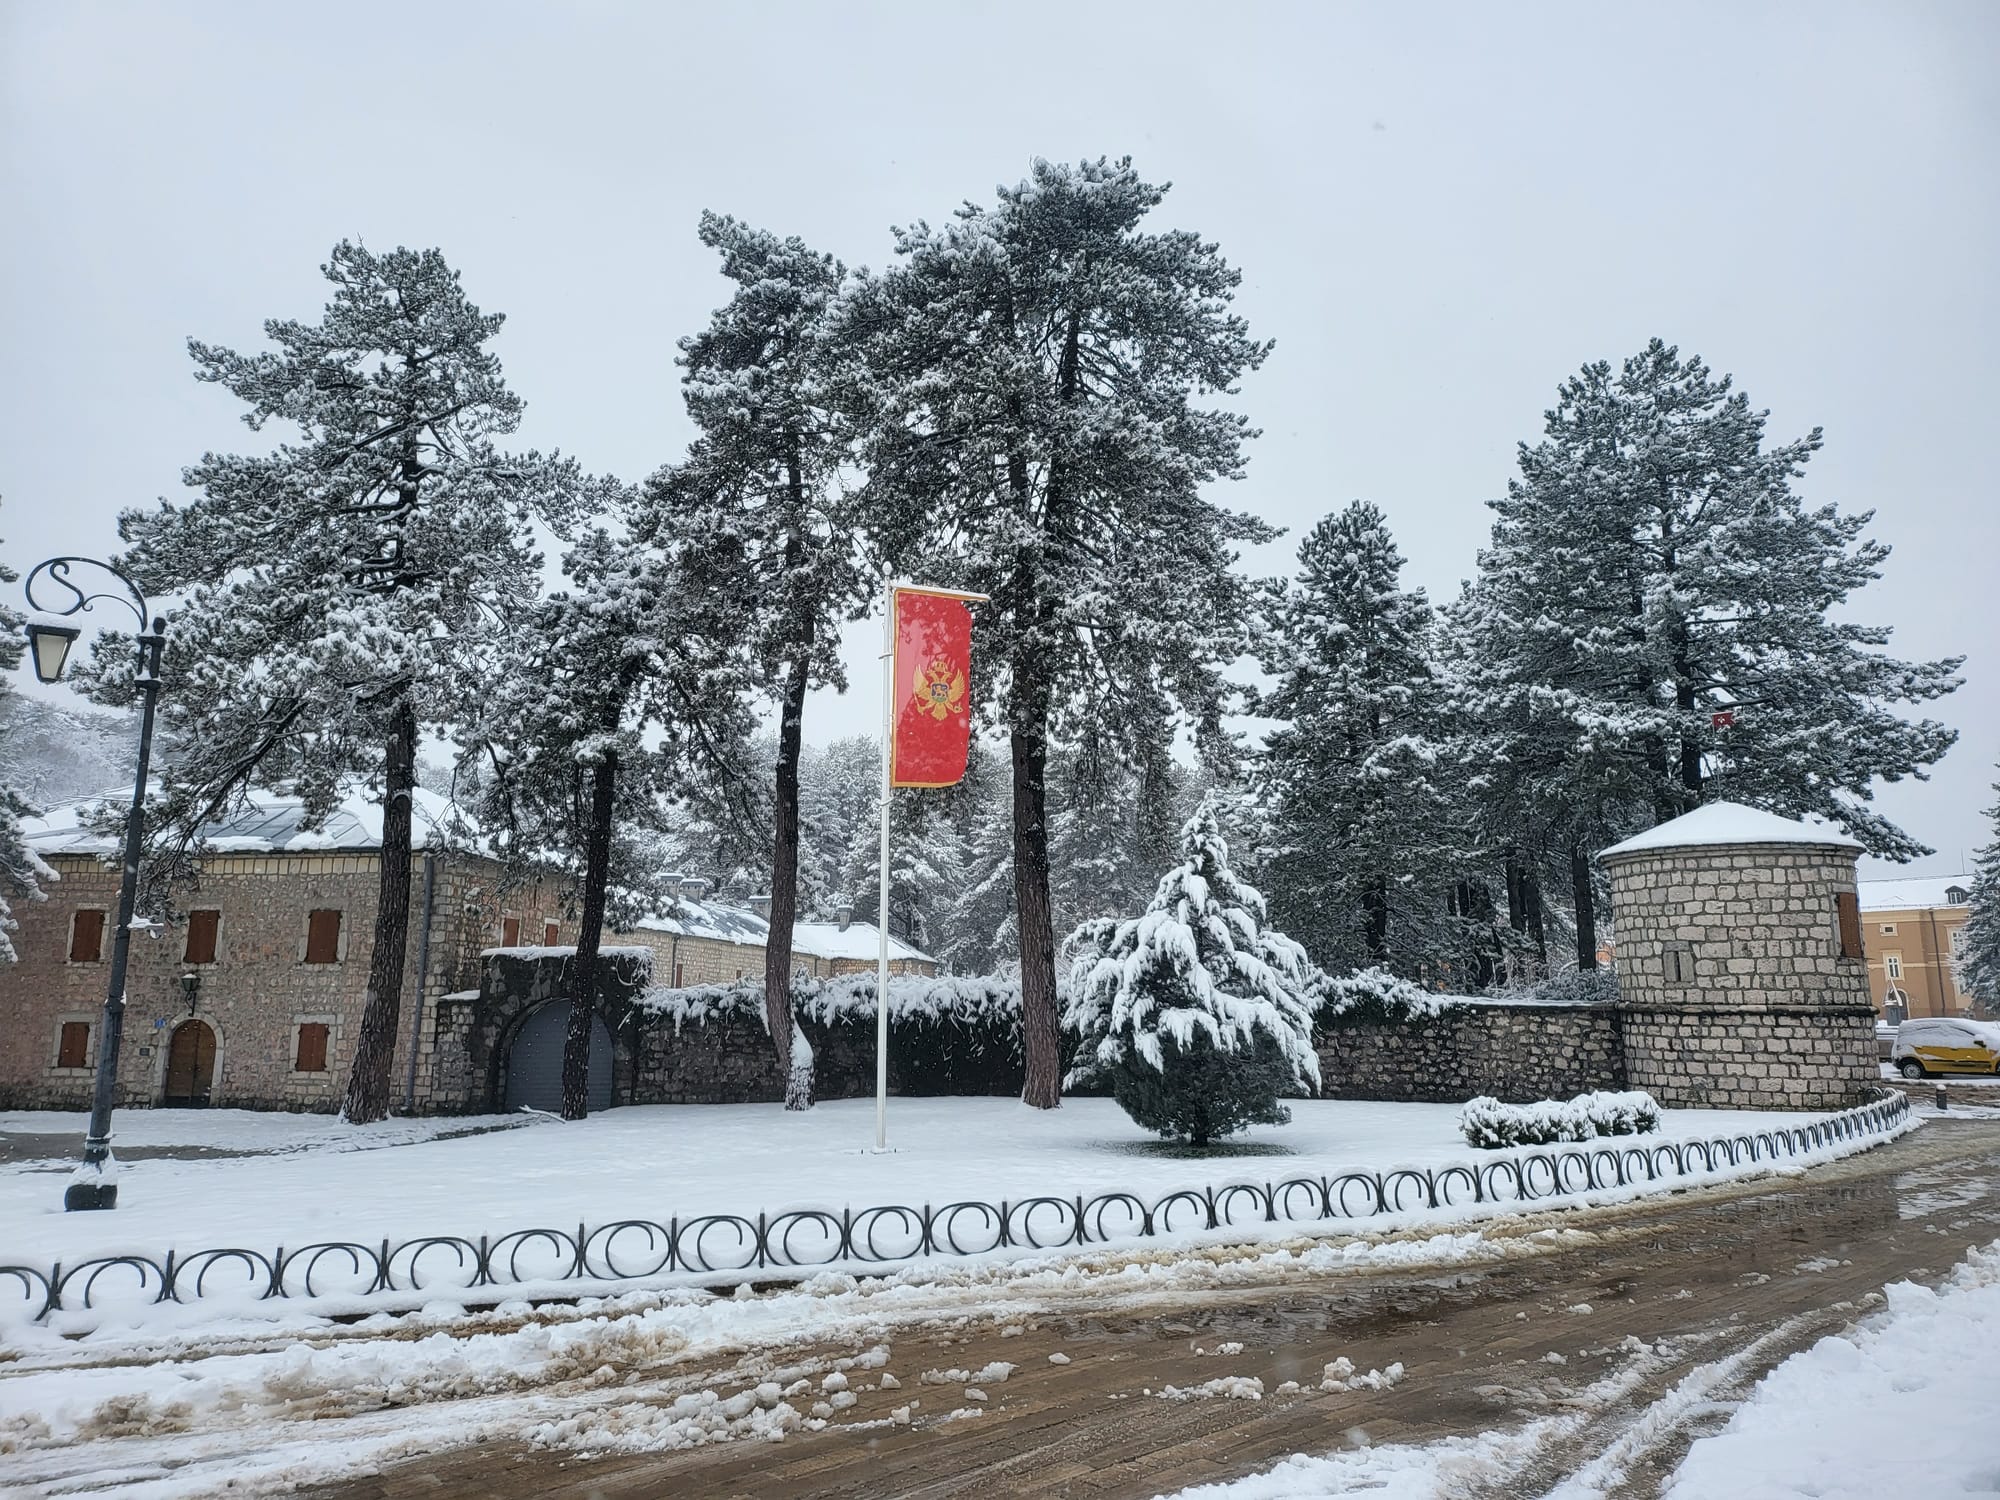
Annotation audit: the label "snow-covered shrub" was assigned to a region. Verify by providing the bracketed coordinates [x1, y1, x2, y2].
[1523, 969, 1620, 1007]
[1064, 797, 1320, 1146]
[1311, 966, 1458, 1027]
[1458, 1090, 1662, 1149]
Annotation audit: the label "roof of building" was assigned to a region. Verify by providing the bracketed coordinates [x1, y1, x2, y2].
[1600, 801, 1862, 860]
[1858, 876, 1975, 913]
[630, 900, 935, 964]
[23, 783, 477, 856]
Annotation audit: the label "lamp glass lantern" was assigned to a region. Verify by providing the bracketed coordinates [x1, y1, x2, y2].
[26, 621, 81, 684]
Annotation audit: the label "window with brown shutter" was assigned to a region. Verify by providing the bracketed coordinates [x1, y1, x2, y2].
[184, 909, 221, 965]
[294, 1022, 330, 1073]
[69, 909, 105, 963]
[674, 962, 685, 987]
[543, 921, 560, 945]
[500, 916, 522, 947]
[305, 909, 342, 964]
[1836, 891, 1863, 960]
[57, 1021, 89, 1068]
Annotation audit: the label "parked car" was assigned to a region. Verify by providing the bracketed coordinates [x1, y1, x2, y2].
[1892, 1018, 2000, 1079]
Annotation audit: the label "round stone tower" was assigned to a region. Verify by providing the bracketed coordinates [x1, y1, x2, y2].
[1600, 802, 1878, 1110]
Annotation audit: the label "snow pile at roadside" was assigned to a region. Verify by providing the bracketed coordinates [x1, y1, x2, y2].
[1665, 1237, 2000, 1499]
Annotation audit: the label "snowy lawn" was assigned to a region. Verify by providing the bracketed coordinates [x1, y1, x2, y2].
[3, 1096, 1832, 1268]
[1666, 1237, 2000, 1500]
[0, 1108, 525, 1157]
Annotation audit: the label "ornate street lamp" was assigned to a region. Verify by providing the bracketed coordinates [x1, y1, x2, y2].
[22, 557, 168, 1211]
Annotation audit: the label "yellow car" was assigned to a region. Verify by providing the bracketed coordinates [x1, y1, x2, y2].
[1893, 1018, 2000, 1079]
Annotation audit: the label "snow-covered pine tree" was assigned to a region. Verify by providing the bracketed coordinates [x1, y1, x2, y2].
[1963, 770, 2000, 1018]
[1064, 796, 1319, 1146]
[1460, 341, 1962, 940]
[638, 214, 871, 1107]
[850, 158, 1275, 1107]
[944, 792, 1019, 976]
[468, 524, 758, 1116]
[1256, 501, 1460, 979]
[91, 242, 586, 1123]
[0, 514, 53, 963]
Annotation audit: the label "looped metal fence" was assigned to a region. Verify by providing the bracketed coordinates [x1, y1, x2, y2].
[1, 1090, 1909, 1322]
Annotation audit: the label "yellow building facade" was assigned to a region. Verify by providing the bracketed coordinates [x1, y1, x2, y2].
[1857, 877, 1977, 1021]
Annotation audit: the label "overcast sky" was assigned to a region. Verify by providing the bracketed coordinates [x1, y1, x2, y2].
[2, 1, 1993, 877]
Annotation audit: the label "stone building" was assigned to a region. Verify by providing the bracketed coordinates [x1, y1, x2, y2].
[1, 788, 938, 1117]
[1599, 801, 1878, 1110]
[1856, 876, 1980, 1021]
[614, 893, 938, 988]
[0, 786, 565, 1114]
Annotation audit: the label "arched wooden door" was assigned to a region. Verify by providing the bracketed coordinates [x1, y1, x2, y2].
[163, 1020, 216, 1107]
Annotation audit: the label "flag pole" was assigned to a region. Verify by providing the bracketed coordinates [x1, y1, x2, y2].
[876, 577, 893, 1153]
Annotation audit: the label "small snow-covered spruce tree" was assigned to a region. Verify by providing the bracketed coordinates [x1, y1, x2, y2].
[851, 158, 1274, 1108]
[90, 243, 587, 1123]
[0, 509, 54, 962]
[638, 215, 871, 1107]
[1065, 797, 1320, 1146]
[1963, 770, 2000, 1018]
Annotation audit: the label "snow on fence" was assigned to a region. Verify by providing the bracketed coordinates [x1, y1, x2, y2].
[0, 1091, 1910, 1327]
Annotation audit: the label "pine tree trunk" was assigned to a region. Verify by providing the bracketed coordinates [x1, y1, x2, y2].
[1362, 880, 1389, 966]
[562, 748, 617, 1121]
[1571, 845, 1597, 972]
[342, 698, 417, 1124]
[1010, 658, 1061, 1110]
[764, 645, 813, 1110]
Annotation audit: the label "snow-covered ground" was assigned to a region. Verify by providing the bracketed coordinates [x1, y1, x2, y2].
[1665, 1237, 2000, 1499]
[1159, 1235, 2000, 1500]
[2, 1096, 1837, 1270]
[0, 1107, 525, 1155]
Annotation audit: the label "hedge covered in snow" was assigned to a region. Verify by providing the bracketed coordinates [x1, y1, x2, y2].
[1457, 1089, 1662, 1149]
[1311, 966, 1461, 1026]
[638, 973, 1028, 1097]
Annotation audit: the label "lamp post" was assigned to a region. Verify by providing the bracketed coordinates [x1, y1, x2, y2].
[23, 557, 167, 1212]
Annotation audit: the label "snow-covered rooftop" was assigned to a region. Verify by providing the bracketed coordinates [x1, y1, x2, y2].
[23, 783, 476, 856]
[1859, 876, 1974, 912]
[631, 903, 935, 965]
[1599, 801, 1862, 860]
[793, 919, 935, 967]
[633, 900, 772, 948]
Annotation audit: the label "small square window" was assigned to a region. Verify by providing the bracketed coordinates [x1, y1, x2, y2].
[305, 909, 342, 964]
[69, 909, 105, 963]
[184, 909, 221, 965]
[1879, 923, 1897, 936]
[1663, 941, 1695, 985]
[294, 1022, 330, 1074]
[56, 1021, 90, 1069]
[543, 920, 560, 946]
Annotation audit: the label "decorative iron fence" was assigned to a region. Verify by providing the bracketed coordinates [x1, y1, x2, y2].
[2, 1090, 1909, 1322]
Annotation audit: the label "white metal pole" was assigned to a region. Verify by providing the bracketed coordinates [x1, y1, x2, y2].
[876, 579, 894, 1152]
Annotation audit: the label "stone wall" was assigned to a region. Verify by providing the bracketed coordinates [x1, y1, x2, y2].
[1619, 1004, 1878, 1110]
[1316, 1003, 1624, 1105]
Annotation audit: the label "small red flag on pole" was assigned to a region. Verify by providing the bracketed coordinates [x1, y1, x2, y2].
[875, 582, 986, 1152]
[890, 588, 977, 788]
[1711, 709, 1736, 730]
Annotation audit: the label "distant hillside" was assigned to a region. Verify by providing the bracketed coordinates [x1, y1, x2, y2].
[0, 697, 139, 811]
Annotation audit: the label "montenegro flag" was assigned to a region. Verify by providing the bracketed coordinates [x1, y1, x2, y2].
[889, 585, 978, 788]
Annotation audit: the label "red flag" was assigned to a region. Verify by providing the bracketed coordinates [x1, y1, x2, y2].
[890, 587, 974, 788]
[1711, 709, 1736, 729]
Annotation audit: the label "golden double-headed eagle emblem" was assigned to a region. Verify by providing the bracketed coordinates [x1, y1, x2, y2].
[911, 658, 967, 720]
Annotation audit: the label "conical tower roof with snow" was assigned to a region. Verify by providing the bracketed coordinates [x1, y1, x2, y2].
[1599, 801, 1861, 863]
